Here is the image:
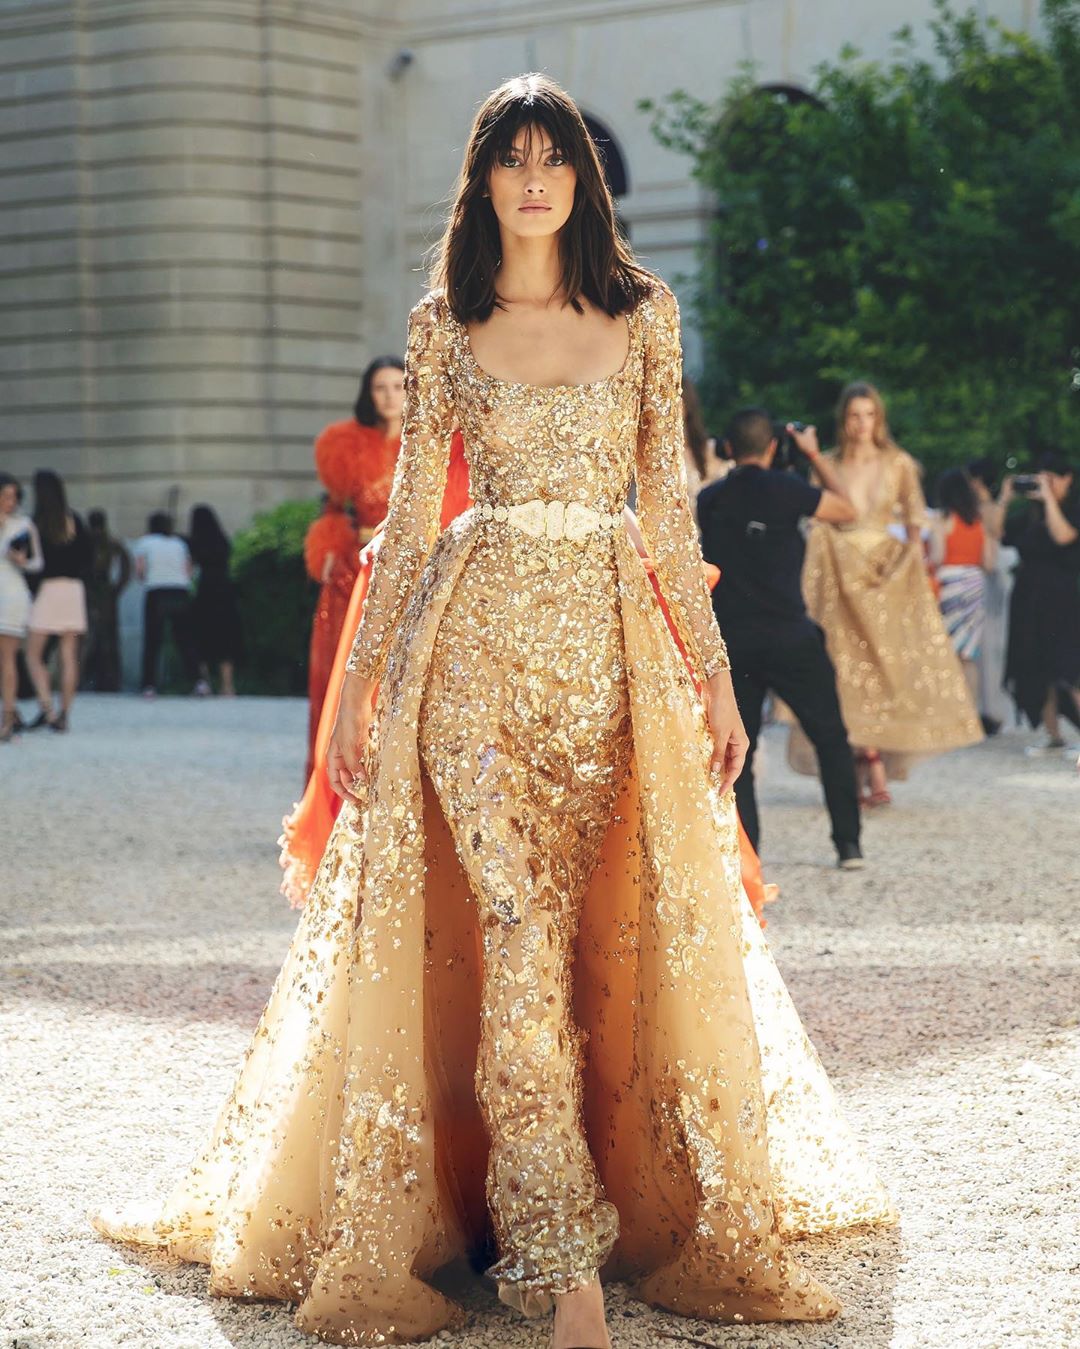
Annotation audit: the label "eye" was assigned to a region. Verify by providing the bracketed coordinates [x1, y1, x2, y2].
[499, 153, 522, 168]
[547, 151, 567, 166]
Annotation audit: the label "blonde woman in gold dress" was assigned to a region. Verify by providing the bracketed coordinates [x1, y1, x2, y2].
[94, 76, 895, 1348]
[803, 383, 982, 801]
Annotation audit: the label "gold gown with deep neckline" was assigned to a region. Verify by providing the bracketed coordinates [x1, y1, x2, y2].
[93, 280, 896, 1345]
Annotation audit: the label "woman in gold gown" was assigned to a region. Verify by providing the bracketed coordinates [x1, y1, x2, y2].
[802, 382, 982, 799]
[94, 76, 895, 1348]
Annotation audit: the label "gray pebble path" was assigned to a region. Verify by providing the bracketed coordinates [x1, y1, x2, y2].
[2, 696, 1077, 1349]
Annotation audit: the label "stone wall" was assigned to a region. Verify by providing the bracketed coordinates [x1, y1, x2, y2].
[1, 0, 1041, 535]
[0, 0, 372, 536]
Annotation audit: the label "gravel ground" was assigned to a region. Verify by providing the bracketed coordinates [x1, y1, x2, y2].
[2, 694, 1078, 1349]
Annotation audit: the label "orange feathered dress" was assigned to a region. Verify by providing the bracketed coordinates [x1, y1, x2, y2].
[303, 420, 402, 778]
[283, 431, 472, 904]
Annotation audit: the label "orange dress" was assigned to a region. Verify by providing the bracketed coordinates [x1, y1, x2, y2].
[283, 431, 471, 903]
[303, 422, 401, 776]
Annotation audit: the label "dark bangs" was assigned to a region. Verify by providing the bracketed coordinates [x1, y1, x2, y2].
[432, 73, 652, 323]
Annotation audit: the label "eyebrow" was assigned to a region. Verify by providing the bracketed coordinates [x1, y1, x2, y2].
[508, 141, 557, 156]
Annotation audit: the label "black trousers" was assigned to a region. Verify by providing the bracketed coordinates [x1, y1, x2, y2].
[142, 587, 194, 690]
[726, 621, 860, 855]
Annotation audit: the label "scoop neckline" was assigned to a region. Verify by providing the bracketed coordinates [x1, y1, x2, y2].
[457, 309, 635, 392]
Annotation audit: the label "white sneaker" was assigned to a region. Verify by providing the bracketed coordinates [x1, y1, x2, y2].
[193, 679, 212, 698]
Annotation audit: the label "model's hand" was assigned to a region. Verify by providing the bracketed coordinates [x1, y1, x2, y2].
[788, 422, 821, 459]
[358, 533, 384, 569]
[327, 671, 377, 805]
[705, 669, 749, 797]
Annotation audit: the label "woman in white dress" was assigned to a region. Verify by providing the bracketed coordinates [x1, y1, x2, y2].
[0, 473, 43, 742]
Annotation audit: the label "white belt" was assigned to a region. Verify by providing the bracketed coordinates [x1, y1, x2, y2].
[477, 498, 622, 543]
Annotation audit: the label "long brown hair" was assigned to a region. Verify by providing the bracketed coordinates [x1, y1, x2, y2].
[431, 73, 653, 323]
[682, 376, 710, 478]
[33, 469, 72, 545]
[835, 380, 900, 458]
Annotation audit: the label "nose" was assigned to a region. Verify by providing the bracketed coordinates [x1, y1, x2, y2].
[524, 172, 545, 195]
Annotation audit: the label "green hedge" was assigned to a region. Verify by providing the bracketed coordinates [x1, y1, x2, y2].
[642, 0, 1080, 483]
[231, 498, 320, 696]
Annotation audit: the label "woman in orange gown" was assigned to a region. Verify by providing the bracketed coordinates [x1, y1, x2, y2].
[283, 431, 472, 903]
[302, 359, 406, 777]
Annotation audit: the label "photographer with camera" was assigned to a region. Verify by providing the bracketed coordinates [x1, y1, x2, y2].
[1002, 452, 1080, 748]
[697, 407, 864, 868]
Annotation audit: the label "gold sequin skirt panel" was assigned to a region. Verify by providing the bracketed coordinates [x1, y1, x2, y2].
[91, 513, 897, 1347]
[803, 523, 983, 753]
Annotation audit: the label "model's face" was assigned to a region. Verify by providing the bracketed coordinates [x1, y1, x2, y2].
[0, 484, 16, 515]
[370, 366, 405, 425]
[487, 123, 577, 242]
[844, 396, 878, 445]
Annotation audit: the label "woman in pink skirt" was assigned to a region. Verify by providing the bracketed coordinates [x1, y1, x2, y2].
[26, 469, 92, 732]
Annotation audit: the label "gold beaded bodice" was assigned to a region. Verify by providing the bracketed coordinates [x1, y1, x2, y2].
[346, 281, 729, 683]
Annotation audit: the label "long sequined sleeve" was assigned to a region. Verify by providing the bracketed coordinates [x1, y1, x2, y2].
[346, 296, 454, 679]
[635, 283, 730, 678]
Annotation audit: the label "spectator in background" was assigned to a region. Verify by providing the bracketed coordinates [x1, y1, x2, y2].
[929, 468, 996, 705]
[966, 457, 1012, 735]
[131, 512, 194, 698]
[681, 375, 728, 507]
[1003, 452, 1080, 747]
[0, 472, 43, 742]
[187, 504, 242, 697]
[82, 508, 131, 693]
[698, 409, 864, 869]
[26, 469, 91, 732]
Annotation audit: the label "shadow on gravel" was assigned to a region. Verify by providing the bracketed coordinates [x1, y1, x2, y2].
[97, 1225, 903, 1348]
[782, 963, 1080, 1073]
[6, 956, 1077, 1074]
[0, 961, 280, 1026]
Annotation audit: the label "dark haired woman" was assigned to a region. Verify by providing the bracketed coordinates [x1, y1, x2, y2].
[967, 458, 1012, 734]
[82, 509, 131, 693]
[803, 383, 981, 804]
[0, 473, 43, 741]
[26, 469, 91, 731]
[187, 504, 242, 697]
[281, 429, 471, 904]
[95, 75, 895, 1346]
[1003, 454, 1080, 746]
[301, 357, 405, 774]
[930, 467, 996, 702]
[682, 375, 726, 505]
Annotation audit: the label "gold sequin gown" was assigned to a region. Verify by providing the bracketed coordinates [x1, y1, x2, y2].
[801, 448, 983, 768]
[93, 282, 896, 1344]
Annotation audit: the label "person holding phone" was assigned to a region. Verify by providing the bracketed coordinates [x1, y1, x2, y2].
[1003, 452, 1080, 747]
[697, 408, 864, 868]
[0, 472, 43, 742]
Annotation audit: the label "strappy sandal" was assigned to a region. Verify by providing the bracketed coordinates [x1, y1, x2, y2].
[861, 749, 891, 806]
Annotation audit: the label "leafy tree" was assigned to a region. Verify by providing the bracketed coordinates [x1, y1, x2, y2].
[643, 0, 1080, 484]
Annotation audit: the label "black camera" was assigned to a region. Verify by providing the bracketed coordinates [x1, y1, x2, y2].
[772, 420, 808, 473]
[1012, 473, 1041, 495]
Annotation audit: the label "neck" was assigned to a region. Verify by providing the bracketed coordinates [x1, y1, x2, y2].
[846, 438, 877, 458]
[379, 415, 402, 443]
[736, 455, 768, 469]
[495, 231, 565, 306]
